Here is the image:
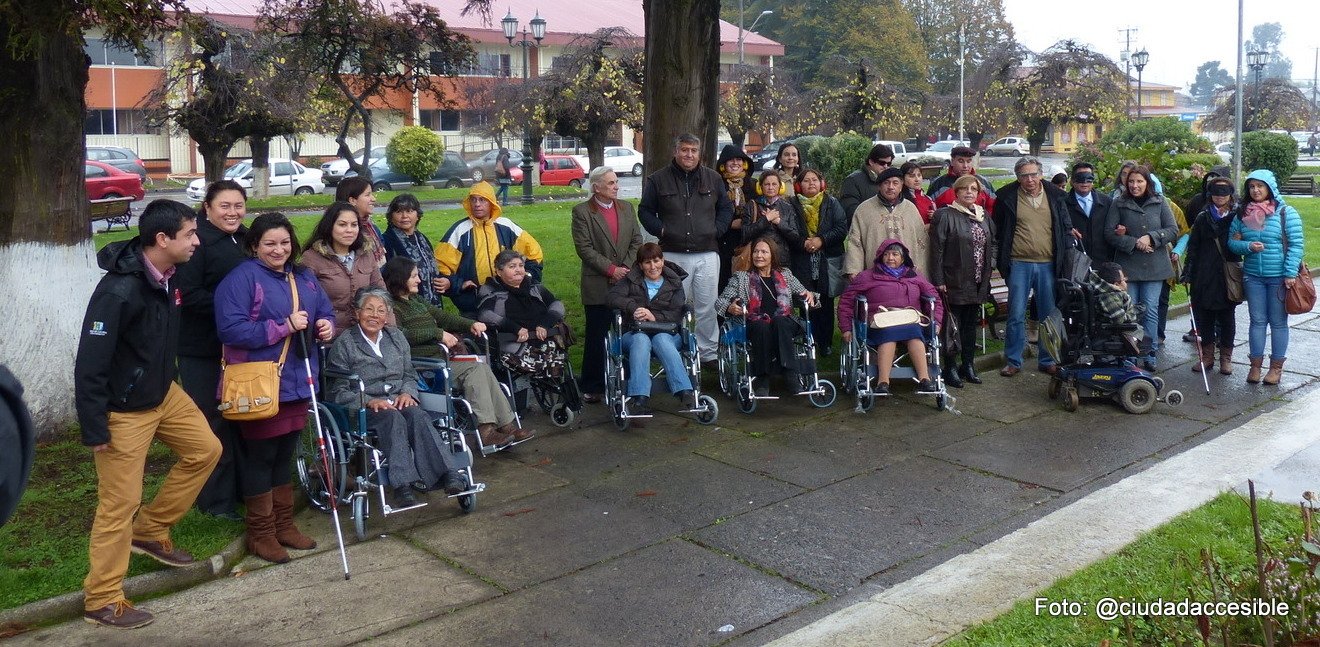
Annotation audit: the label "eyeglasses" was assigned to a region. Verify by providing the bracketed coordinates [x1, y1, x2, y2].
[1017, 171, 1042, 179]
[876, 160, 893, 167]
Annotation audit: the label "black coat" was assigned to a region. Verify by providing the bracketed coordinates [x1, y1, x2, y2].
[175, 217, 249, 357]
[789, 193, 849, 296]
[1182, 209, 1243, 311]
[606, 260, 689, 329]
[1064, 189, 1113, 263]
[929, 205, 996, 305]
[990, 181, 1075, 278]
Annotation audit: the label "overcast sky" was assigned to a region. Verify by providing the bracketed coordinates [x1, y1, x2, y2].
[1001, 0, 1320, 93]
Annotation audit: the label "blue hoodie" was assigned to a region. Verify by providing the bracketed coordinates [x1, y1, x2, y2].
[1227, 169, 1305, 278]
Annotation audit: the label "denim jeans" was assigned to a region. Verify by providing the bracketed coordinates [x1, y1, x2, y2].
[1127, 280, 1164, 363]
[1005, 260, 1056, 368]
[1243, 274, 1289, 360]
[622, 331, 692, 396]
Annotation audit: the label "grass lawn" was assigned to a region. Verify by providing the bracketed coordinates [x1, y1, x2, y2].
[243, 184, 583, 211]
[0, 437, 243, 611]
[945, 492, 1302, 647]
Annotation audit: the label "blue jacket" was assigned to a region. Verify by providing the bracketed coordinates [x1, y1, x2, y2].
[1227, 169, 1305, 278]
[215, 258, 335, 403]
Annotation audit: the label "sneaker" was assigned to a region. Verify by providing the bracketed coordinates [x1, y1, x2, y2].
[630, 396, 652, 415]
[441, 473, 467, 496]
[130, 539, 195, 568]
[916, 379, 939, 394]
[673, 389, 694, 405]
[393, 486, 418, 507]
[84, 600, 154, 629]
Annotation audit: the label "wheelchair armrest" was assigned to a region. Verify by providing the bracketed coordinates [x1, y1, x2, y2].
[411, 357, 448, 372]
[1100, 322, 1140, 333]
[322, 367, 359, 382]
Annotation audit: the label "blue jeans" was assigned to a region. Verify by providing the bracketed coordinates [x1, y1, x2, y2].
[622, 331, 692, 397]
[1127, 280, 1163, 363]
[495, 179, 511, 205]
[1243, 274, 1289, 360]
[1005, 260, 1056, 368]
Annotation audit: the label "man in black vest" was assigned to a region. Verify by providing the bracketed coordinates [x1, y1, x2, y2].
[638, 133, 734, 361]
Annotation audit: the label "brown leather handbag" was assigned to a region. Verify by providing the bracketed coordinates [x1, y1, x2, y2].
[217, 274, 297, 421]
[1279, 209, 1316, 315]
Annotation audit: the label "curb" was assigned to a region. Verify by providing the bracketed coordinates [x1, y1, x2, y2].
[0, 536, 247, 628]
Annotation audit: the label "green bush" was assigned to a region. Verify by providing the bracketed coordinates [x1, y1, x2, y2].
[1070, 143, 1222, 206]
[386, 126, 445, 184]
[812, 131, 873, 196]
[793, 135, 828, 171]
[1242, 130, 1299, 183]
[1097, 117, 1214, 155]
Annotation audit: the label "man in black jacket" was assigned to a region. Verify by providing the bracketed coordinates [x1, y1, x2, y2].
[1065, 162, 1113, 263]
[75, 200, 221, 629]
[838, 143, 894, 219]
[991, 156, 1079, 377]
[175, 181, 248, 521]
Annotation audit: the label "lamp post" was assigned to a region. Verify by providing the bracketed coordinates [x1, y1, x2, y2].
[1246, 49, 1271, 131]
[737, 3, 772, 66]
[1132, 49, 1149, 119]
[503, 10, 546, 206]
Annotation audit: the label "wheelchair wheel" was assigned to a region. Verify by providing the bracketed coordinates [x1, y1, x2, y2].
[611, 401, 631, 432]
[1063, 387, 1080, 412]
[858, 392, 876, 412]
[695, 394, 719, 425]
[1047, 377, 1062, 400]
[1118, 379, 1157, 415]
[550, 402, 575, 427]
[737, 384, 757, 414]
[809, 379, 838, 409]
[297, 403, 348, 512]
[459, 492, 477, 514]
[533, 383, 558, 414]
[352, 494, 369, 542]
[840, 351, 856, 395]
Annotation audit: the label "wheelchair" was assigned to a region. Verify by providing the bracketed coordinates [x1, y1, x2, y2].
[295, 348, 483, 542]
[603, 308, 719, 431]
[450, 332, 536, 457]
[479, 325, 583, 434]
[1039, 277, 1184, 415]
[839, 294, 953, 412]
[718, 296, 838, 414]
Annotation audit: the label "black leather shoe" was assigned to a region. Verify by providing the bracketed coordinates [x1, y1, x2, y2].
[673, 389, 694, 404]
[441, 474, 466, 496]
[959, 363, 982, 385]
[942, 367, 963, 389]
[393, 486, 418, 507]
[630, 396, 651, 415]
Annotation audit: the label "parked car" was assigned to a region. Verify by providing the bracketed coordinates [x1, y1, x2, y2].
[85, 160, 145, 201]
[320, 145, 387, 186]
[86, 145, 148, 183]
[539, 154, 587, 187]
[986, 136, 1029, 156]
[573, 146, 645, 177]
[871, 140, 911, 166]
[186, 159, 324, 200]
[344, 152, 475, 191]
[1215, 142, 1234, 164]
[472, 149, 525, 183]
[920, 140, 972, 164]
[753, 139, 793, 169]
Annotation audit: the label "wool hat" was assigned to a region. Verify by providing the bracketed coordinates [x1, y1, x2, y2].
[877, 167, 904, 184]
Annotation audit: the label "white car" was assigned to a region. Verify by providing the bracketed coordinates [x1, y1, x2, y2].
[986, 136, 1029, 156]
[871, 140, 910, 166]
[572, 146, 645, 177]
[1215, 142, 1234, 164]
[320, 146, 387, 186]
[186, 159, 325, 200]
[920, 140, 971, 163]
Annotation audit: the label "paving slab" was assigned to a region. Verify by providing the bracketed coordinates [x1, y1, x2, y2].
[405, 487, 681, 590]
[695, 432, 876, 489]
[904, 373, 1057, 424]
[11, 537, 496, 646]
[1151, 360, 1316, 424]
[929, 408, 1210, 492]
[577, 453, 805, 529]
[692, 456, 1051, 595]
[377, 539, 820, 647]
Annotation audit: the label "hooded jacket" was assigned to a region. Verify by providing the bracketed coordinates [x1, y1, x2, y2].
[837, 239, 943, 331]
[175, 216, 249, 358]
[1182, 199, 1242, 311]
[75, 239, 184, 446]
[606, 260, 689, 328]
[1227, 169, 1306, 278]
[840, 163, 882, 219]
[434, 181, 544, 313]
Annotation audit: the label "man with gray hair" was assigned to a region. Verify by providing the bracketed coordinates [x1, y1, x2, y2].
[990, 156, 1080, 377]
[638, 133, 734, 361]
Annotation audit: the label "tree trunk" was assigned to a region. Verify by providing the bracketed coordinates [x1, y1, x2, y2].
[643, 0, 722, 172]
[0, 23, 103, 436]
[1026, 118, 1049, 157]
[250, 137, 271, 200]
[583, 131, 607, 171]
[730, 130, 746, 148]
[199, 141, 231, 185]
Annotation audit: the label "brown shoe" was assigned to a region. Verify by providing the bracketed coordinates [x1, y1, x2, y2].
[477, 423, 514, 447]
[244, 492, 290, 564]
[499, 422, 535, 442]
[271, 484, 317, 550]
[999, 365, 1021, 377]
[1218, 346, 1234, 375]
[130, 538, 195, 567]
[1247, 356, 1264, 384]
[84, 600, 154, 629]
[1037, 364, 1059, 376]
[1263, 358, 1285, 385]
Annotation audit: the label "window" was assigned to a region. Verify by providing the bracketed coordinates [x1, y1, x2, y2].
[464, 52, 511, 77]
[419, 109, 460, 131]
[85, 164, 108, 178]
[84, 38, 161, 66]
[273, 162, 293, 177]
[84, 109, 159, 135]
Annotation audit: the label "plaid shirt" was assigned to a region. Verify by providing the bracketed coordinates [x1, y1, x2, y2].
[1086, 272, 1138, 326]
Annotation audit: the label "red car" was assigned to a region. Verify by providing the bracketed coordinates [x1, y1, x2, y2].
[539, 155, 586, 187]
[85, 160, 145, 201]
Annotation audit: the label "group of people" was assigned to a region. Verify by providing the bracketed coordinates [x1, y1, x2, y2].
[72, 134, 1307, 629]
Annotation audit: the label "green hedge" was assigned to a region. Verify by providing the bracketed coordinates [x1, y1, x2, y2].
[1242, 130, 1299, 183]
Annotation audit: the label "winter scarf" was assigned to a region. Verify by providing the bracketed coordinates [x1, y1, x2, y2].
[746, 270, 791, 323]
[721, 169, 747, 208]
[798, 191, 824, 237]
[1243, 199, 1276, 231]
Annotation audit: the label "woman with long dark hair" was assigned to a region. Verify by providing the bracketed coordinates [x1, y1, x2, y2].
[1104, 165, 1179, 370]
[300, 201, 387, 334]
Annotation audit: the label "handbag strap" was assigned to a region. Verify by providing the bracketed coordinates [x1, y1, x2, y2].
[275, 272, 299, 368]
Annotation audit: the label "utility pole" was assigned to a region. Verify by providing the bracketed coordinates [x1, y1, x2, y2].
[1312, 48, 1318, 131]
[1118, 27, 1138, 118]
[1233, 0, 1244, 184]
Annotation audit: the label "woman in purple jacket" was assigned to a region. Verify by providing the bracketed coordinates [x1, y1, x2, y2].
[215, 213, 334, 564]
[837, 240, 942, 395]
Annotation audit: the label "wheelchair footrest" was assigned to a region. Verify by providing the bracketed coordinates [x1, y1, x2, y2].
[382, 501, 428, 515]
[447, 482, 486, 498]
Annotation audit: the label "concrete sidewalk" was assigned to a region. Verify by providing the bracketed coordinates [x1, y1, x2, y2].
[10, 309, 1320, 646]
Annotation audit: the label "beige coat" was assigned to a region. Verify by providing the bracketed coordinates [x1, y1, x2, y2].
[571, 199, 643, 306]
[300, 241, 387, 334]
[843, 196, 930, 278]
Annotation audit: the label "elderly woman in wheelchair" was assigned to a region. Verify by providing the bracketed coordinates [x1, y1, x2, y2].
[325, 288, 471, 509]
[838, 240, 943, 399]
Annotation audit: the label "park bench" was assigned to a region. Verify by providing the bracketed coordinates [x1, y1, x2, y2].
[89, 197, 133, 232]
[982, 270, 1009, 341]
[1281, 175, 1318, 196]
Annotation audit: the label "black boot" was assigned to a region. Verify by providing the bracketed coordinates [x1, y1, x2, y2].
[960, 361, 982, 385]
[942, 365, 963, 388]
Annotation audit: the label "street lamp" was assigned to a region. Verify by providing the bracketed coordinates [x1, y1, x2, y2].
[1132, 49, 1149, 119]
[1247, 50, 1270, 131]
[737, 4, 772, 66]
[503, 10, 546, 206]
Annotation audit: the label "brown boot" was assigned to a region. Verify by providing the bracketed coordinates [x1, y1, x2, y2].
[244, 492, 290, 564]
[1247, 357, 1264, 384]
[1191, 343, 1214, 373]
[1263, 358, 1285, 385]
[271, 484, 317, 550]
[478, 423, 513, 447]
[1218, 346, 1234, 375]
[499, 422, 535, 442]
